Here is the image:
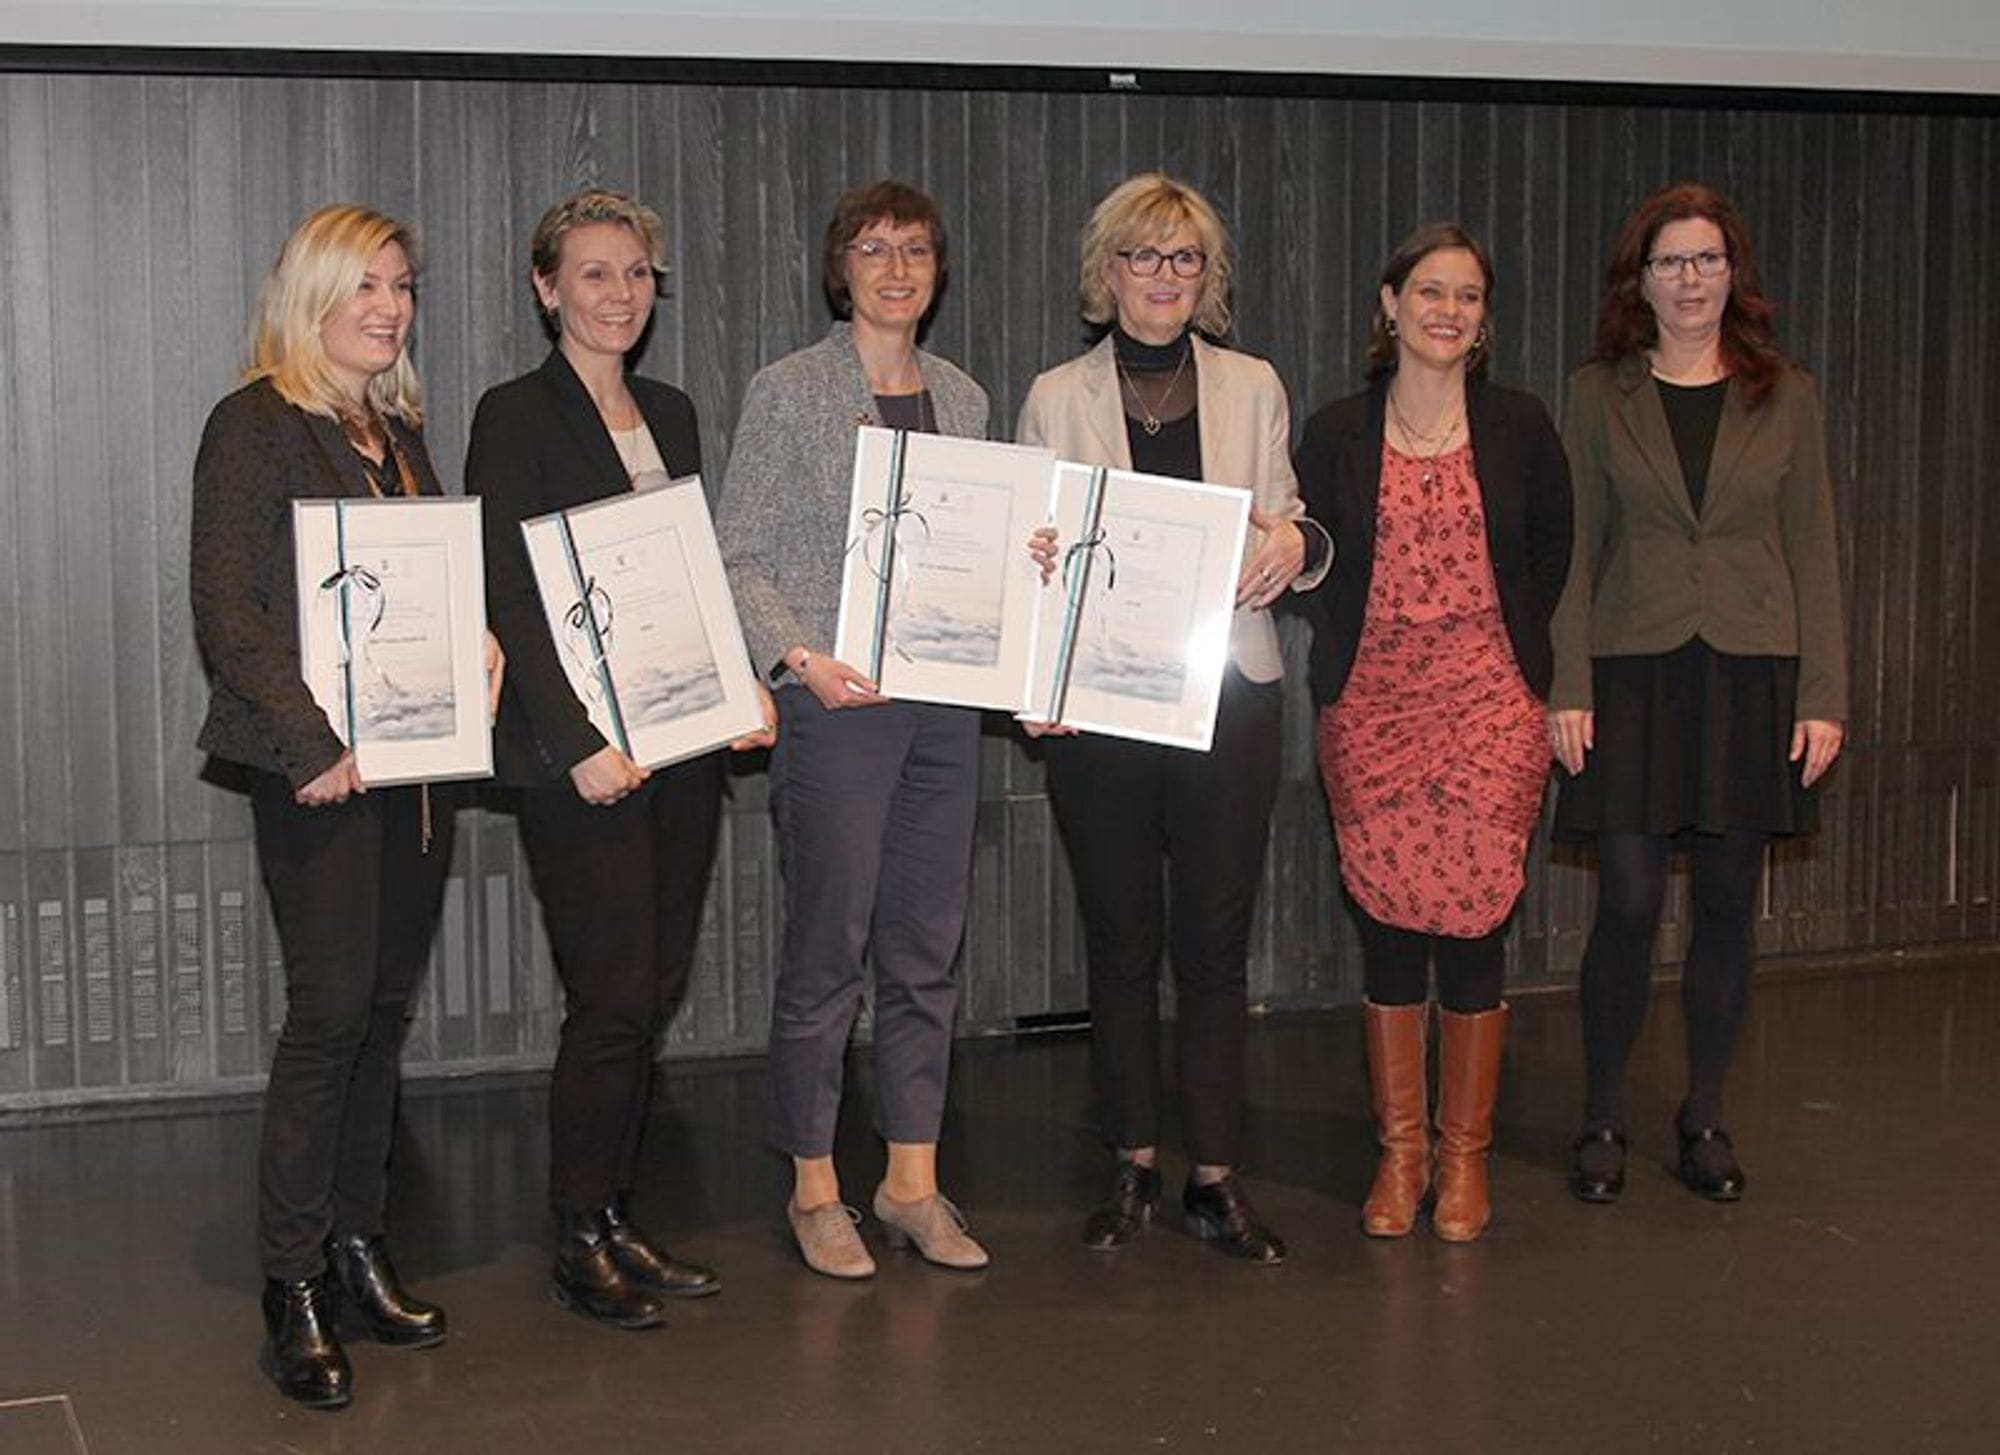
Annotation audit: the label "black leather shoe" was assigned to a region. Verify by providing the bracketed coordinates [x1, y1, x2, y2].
[602, 1201, 720, 1299]
[1676, 1109, 1746, 1202]
[553, 1209, 667, 1330]
[1181, 1176, 1286, 1265]
[1083, 1160, 1161, 1250]
[1569, 1128, 1628, 1204]
[327, 1233, 447, 1348]
[259, 1276, 352, 1410]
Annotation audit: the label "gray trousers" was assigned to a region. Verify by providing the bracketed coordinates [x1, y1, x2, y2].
[766, 688, 979, 1157]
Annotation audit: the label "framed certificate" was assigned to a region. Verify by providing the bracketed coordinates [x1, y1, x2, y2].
[832, 428, 1056, 713]
[1020, 463, 1251, 751]
[521, 478, 766, 769]
[293, 496, 493, 786]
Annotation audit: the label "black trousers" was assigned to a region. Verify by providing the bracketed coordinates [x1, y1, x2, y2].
[252, 773, 452, 1281]
[1044, 673, 1282, 1167]
[518, 753, 723, 1213]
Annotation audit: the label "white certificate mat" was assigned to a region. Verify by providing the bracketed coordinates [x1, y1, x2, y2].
[521, 478, 765, 769]
[1021, 464, 1250, 751]
[293, 496, 493, 786]
[833, 428, 1055, 712]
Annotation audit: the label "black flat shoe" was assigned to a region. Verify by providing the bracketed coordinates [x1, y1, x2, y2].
[1569, 1128, 1628, 1204]
[259, 1276, 351, 1410]
[1083, 1160, 1160, 1250]
[553, 1209, 667, 1330]
[603, 1201, 721, 1299]
[1676, 1110, 1746, 1202]
[327, 1233, 447, 1348]
[1181, 1176, 1286, 1265]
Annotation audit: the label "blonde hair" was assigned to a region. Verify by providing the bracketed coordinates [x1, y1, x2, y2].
[1079, 173, 1234, 337]
[530, 188, 668, 289]
[247, 204, 422, 425]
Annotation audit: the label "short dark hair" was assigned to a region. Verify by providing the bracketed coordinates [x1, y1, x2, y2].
[1367, 221, 1496, 379]
[820, 179, 949, 319]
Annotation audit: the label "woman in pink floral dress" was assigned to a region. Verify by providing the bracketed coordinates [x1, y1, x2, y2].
[1296, 223, 1572, 1241]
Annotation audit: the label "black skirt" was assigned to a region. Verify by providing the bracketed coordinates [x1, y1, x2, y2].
[1553, 637, 1819, 841]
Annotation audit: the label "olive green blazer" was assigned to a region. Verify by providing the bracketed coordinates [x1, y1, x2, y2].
[1549, 354, 1847, 723]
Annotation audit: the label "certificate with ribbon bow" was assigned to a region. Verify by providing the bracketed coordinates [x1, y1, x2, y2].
[520, 477, 765, 769]
[293, 496, 493, 785]
[831, 427, 1056, 712]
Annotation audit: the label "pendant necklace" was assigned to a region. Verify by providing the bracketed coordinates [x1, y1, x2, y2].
[1116, 344, 1191, 436]
[1388, 392, 1462, 487]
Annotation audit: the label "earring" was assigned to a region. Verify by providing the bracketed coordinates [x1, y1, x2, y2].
[1385, 316, 1399, 338]
[1472, 325, 1489, 353]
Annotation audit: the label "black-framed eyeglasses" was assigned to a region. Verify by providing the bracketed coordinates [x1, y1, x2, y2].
[1117, 246, 1208, 279]
[1645, 249, 1730, 281]
[846, 238, 936, 267]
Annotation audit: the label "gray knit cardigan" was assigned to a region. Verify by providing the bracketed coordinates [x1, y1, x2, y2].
[716, 321, 990, 677]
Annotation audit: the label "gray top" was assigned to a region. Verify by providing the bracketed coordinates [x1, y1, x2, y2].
[717, 321, 990, 677]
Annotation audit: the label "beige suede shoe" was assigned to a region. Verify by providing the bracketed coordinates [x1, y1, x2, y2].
[872, 1186, 991, 1271]
[787, 1201, 876, 1280]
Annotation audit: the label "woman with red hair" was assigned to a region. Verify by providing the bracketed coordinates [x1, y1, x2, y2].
[1549, 183, 1846, 1205]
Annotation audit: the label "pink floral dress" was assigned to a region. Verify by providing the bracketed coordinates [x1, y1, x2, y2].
[1318, 441, 1550, 936]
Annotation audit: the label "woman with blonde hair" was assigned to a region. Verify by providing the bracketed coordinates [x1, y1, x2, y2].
[192, 204, 501, 1407]
[469, 187, 772, 1328]
[1018, 173, 1328, 1263]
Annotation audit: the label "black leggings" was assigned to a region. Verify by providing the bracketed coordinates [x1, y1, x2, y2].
[1579, 830, 1766, 1129]
[1352, 900, 1507, 1015]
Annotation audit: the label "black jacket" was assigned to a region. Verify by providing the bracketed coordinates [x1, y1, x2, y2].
[465, 349, 702, 785]
[190, 379, 442, 786]
[1294, 376, 1573, 706]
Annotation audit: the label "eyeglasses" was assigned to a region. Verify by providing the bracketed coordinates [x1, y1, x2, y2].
[846, 238, 936, 267]
[1117, 246, 1208, 279]
[1644, 249, 1730, 281]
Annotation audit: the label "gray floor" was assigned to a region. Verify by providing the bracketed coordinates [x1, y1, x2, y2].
[2, 952, 1996, 1453]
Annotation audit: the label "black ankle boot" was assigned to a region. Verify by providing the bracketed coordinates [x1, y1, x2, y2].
[602, 1201, 721, 1299]
[553, 1209, 667, 1330]
[259, 1276, 352, 1410]
[1083, 1160, 1160, 1250]
[1181, 1175, 1286, 1265]
[327, 1233, 447, 1348]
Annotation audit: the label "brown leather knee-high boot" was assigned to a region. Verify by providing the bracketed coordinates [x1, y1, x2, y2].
[1433, 1004, 1508, 1243]
[1361, 1002, 1430, 1238]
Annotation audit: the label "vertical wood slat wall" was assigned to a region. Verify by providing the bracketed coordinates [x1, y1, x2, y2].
[0, 69, 1994, 1109]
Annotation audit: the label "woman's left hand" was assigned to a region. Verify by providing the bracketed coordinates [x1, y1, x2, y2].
[483, 630, 506, 721]
[1791, 718, 1844, 788]
[731, 683, 780, 752]
[1236, 509, 1305, 609]
[1027, 524, 1059, 584]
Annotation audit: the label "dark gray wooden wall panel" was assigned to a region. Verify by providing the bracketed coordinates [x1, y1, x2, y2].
[1, 69, 1995, 1109]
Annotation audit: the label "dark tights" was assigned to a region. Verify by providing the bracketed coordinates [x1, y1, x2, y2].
[1579, 830, 1766, 1130]
[1353, 900, 1507, 1014]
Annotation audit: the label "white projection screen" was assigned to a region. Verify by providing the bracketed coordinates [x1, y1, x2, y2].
[1, 0, 1997, 94]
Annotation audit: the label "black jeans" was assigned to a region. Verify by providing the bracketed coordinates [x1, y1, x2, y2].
[1044, 672, 1282, 1167]
[519, 753, 724, 1213]
[252, 774, 452, 1280]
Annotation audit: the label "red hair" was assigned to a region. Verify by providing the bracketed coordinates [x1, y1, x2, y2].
[1591, 182, 1784, 405]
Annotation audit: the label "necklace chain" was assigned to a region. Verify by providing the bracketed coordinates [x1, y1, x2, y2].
[1387, 390, 1463, 486]
[1116, 346, 1191, 437]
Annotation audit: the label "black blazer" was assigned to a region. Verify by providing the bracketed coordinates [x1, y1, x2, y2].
[466, 349, 702, 786]
[190, 378, 443, 787]
[1294, 376, 1573, 707]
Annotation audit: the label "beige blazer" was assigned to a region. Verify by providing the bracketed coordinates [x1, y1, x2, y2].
[1014, 334, 1322, 682]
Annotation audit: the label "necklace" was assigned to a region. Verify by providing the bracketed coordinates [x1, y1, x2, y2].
[1387, 390, 1463, 487]
[1115, 345, 1191, 436]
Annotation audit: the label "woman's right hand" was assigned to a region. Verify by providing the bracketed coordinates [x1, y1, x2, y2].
[798, 652, 888, 711]
[570, 744, 649, 806]
[295, 752, 365, 807]
[1548, 708, 1593, 775]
